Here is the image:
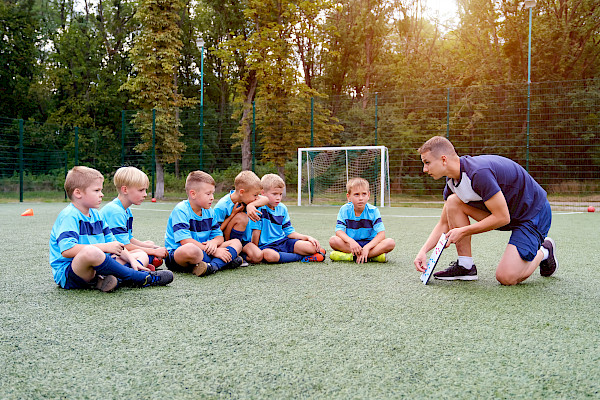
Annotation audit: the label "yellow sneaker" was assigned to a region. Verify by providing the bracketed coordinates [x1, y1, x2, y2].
[330, 251, 354, 261]
[368, 254, 386, 263]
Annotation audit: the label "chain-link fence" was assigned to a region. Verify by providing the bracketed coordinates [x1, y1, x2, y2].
[2, 80, 599, 209]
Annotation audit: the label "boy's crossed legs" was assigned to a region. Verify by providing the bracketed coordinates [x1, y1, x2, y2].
[168, 239, 243, 276]
[261, 238, 324, 263]
[329, 237, 395, 260]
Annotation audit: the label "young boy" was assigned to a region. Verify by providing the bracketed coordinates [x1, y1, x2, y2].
[248, 174, 325, 263]
[329, 177, 396, 263]
[414, 136, 557, 285]
[49, 166, 173, 292]
[164, 170, 244, 276]
[213, 170, 269, 264]
[100, 166, 168, 271]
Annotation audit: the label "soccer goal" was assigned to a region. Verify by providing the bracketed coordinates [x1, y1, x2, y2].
[297, 146, 391, 207]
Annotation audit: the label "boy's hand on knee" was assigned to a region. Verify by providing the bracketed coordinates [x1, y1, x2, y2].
[215, 247, 232, 263]
[305, 235, 320, 250]
[203, 241, 217, 255]
[105, 241, 125, 255]
[349, 240, 362, 256]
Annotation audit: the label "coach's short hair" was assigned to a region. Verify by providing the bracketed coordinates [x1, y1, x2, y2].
[346, 177, 369, 194]
[261, 174, 285, 191]
[114, 166, 149, 191]
[64, 166, 104, 199]
[418, 136, 457, 157]
[185, 170, 215, 193]
[235, 170, 262, 191]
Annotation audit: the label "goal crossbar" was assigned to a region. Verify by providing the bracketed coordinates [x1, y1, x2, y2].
[297, 146, 390, 207]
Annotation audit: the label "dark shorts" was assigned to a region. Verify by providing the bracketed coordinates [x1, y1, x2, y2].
[260, 237, 299, 253]
[356, 239, 372, 247]
[508, 201, 552, 261]
[63, 264, 93, 290]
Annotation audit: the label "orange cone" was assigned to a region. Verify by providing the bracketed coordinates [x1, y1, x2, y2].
[21, 208, 34, 216]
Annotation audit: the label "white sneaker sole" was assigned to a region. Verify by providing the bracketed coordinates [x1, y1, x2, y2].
[434, 275, 478, 281]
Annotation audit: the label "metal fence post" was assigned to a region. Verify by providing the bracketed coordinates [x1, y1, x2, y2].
[121, 111, 125, 166]
[252, 101, 256, 172]
[199, 105, 204, 171]
[19, 119, 23, 202]
[446, 88, 450, 138]
[152, 109, 156, 198]
[375, 93, 378, 145]
[74, 126, 79, 165]
[64, 151, 68, 199]
[310, 97, 314, 147]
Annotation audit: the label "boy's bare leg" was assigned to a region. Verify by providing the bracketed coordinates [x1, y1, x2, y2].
[220, 239, 242, 255]
[173, 243, 204, 267]
[329, 236, 352, 253]
[117, 249, 149, 269]
[496, 244, 544, 285]
[262, 248, 280, 263]
[243, 242, 263, 263]
[366, 238, 396, 257]
[71, 246, 107, 282]
[293, 240, 318, 255]
[223, 213, 249, 241]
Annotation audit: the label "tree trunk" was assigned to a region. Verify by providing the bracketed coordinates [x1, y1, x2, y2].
[155, 157, 165, 199]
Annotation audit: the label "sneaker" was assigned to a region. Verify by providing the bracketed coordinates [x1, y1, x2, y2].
[142, 270, 174, 287]
[192, 261, 208, 277]
[151, 257, 164, 269]
[223, 256, 244, 270]
[301, 253, 325, 262]
[433, 261, 478, 281]
[94, 275, 118, 292]
[240, 259, 249, 267]
[540, 237, 558, 277]
[204, 263, 219, 275]
[317, 247, 326, 257]
[330, 251, 354, 262]
[368, 254, 386, 263]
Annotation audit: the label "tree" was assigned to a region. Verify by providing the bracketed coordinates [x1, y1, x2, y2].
[121, 0, 196, 198]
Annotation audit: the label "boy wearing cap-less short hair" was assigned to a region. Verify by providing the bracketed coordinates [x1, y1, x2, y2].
[248, 174, 325, 263]
[164, 171, 244, 276]
[329, 177, 396, 263]
[49, 166, 173, 292]
[100, 166, 168, 271]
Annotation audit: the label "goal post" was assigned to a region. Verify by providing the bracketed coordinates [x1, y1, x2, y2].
[297, 146, 391, 207]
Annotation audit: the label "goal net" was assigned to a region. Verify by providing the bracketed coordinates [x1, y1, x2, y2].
[297, 146, 391, 207]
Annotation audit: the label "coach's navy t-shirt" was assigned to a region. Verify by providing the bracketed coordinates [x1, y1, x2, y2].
[443, 155, 547, 229]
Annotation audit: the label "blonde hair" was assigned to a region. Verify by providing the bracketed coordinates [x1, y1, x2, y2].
[261, 174, 285, 191]
[418, 136, 457, 157]
[346, 177, 369, 194]
[64, 166, 104, 199]
[185, 170, 215, 193]
[234, 170, 261, 191]
[114, 166, 149, 191]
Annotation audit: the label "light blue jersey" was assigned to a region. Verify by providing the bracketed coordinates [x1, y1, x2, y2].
[99, 198, 133, 245]
[165, 200, 222, 251]
[213, 190, 252, 242]
[335, 202, 384, 241]
[49, 203, 116, 288]
[248, 203, 295, 247]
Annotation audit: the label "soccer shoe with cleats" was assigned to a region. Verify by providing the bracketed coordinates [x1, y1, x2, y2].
[368, 254, 386, 263]
[330, 251, 354, 262]
[142, 270, 174, 287]
[94, 275, 118, 292]
[223, 256, 244, 270]
[433, 261, 478, 281]
[540, 237, 558, 277]
[192, 261, 208, 277]
[301, 253, 325, 262]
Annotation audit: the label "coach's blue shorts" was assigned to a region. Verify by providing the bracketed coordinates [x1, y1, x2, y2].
[508, 200, 552, 262]
[62, 264, 92, 289]
[260, 237, 299, 253]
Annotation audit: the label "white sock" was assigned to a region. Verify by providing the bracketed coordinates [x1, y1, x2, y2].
[458, 256, 474, 269]
[540, 247, 549, 260]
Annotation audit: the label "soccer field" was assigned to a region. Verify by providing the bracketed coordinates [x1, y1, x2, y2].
[1, 201, 599, 399]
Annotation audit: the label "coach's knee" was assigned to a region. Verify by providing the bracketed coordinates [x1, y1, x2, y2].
[495, 269, 520, 286]
[445, 194, 466, 212]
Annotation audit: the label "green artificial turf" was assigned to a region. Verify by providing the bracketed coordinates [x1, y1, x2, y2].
[1, 202, 599, 399]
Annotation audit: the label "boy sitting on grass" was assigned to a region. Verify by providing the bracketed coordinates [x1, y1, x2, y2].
[213, 170, 269, 264]
[248, 174, 325, 264]
[100, 166, 168, 271]
[164, 170, 243, 276]
[329, 177, 395, 263]
[49, 166, 173, 292]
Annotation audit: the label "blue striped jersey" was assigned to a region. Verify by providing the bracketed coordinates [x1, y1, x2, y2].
[335, 202, 384, 241]
[99, 198, 133, 245]
[213, 190, 252, 241]
[49, 203, 116, 287]
[165, 200, 222, 251]
[248, 203, 295, 247]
